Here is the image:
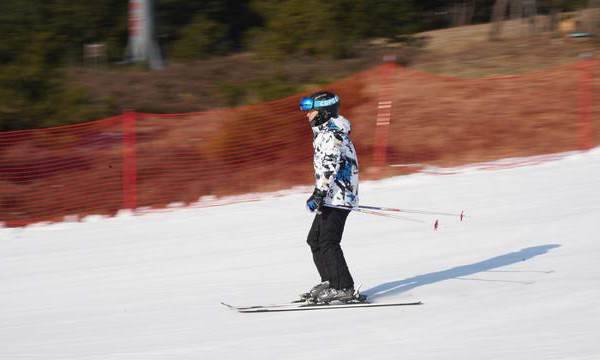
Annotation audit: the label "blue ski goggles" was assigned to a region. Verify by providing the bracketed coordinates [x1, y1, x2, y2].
[299, 95, 339, 111]
[299, 97, 314, 111]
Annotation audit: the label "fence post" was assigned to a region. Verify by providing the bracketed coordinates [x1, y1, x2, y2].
[123, 111, 137, 210]
[578, 53, 594, 150]
[372, 54, 396, 177]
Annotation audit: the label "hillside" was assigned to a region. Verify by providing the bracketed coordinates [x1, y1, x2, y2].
[413, 17, 599, 78]
[3, 17, 598, 225]
[69, 17, 600, 115]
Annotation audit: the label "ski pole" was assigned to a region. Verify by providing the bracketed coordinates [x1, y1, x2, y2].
[325, 204, 462, 231]
[357, 204, 466, 221]
[324, 204, 425, 224]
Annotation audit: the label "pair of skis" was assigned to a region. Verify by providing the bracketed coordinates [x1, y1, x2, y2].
[221, 298, 423, 313]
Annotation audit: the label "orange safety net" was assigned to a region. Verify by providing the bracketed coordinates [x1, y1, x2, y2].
[0, 61, 597, 226]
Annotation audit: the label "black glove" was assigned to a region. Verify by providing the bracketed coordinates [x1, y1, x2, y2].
[306, 188, 327, 212]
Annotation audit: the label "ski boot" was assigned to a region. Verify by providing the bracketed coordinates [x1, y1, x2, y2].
[316, 287, 367, 304]
[297, 281, 330, 303]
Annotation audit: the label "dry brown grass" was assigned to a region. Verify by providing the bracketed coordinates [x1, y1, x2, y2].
[413, 16, 600, 78]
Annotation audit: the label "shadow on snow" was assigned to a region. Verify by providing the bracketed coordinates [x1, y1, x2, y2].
[363, 244, 561, 300]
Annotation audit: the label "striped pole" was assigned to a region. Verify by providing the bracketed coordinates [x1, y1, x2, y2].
[372, 54, 397, 176]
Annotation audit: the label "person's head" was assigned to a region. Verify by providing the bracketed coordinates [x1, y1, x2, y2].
[299, 91, 340, 126]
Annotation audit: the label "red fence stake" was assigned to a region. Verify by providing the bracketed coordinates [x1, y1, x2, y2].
[122, 111, 137, 210]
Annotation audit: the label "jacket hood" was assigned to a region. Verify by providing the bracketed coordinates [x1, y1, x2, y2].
[313, 115, 351, 134]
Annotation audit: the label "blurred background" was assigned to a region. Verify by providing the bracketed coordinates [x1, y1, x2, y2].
[1, 0, 599, 225]
[0, 0, 596, 130]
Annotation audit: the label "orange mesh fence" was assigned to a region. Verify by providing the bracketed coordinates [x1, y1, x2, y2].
[0, 116, 125, 225]
[0, 62, 597, 226]
[380, 60, 597, 176]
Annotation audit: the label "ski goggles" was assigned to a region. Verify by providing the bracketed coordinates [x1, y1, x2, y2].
[299, 97, 315, 111]
[299, 95, 339, 111]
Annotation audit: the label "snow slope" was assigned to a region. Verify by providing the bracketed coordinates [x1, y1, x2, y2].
[1, 149, 599, 360]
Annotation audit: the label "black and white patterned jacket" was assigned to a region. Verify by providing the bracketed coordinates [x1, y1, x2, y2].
[311, 115, 359, 207]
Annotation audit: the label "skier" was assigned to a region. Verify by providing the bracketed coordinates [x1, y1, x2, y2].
[299, 91, 360, 303]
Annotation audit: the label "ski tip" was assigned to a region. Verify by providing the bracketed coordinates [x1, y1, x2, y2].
[220, 302, 236, 310]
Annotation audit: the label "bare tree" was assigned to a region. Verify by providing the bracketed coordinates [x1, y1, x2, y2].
[449, 1, 476, 27]
[548, 6, 560, 34]
[490, 0, 538, 39]
[583, 0, 600, 35]
[510, 0, 523, 20]
[523, 0, 537, 34]
[490, 0, 510, 40]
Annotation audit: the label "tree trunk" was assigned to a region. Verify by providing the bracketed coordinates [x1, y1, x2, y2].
[524, 0, 537, 34]
[510, 0, 523, 20]
[490, 0, 510, 40]
[549, 7, 560, 34]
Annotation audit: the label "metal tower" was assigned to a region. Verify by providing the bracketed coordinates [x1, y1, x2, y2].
[125, 0, 164, 69]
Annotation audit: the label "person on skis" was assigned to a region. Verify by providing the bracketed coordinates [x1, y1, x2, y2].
[299, 91, 360, 303]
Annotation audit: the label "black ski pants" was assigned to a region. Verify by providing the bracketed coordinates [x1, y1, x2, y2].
[306, 206, 354, 290]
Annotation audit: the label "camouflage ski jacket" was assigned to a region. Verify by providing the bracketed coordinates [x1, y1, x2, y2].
[311, 115, 359, 207]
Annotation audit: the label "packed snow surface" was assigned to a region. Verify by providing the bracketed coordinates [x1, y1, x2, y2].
[1, 149, 599, 360]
